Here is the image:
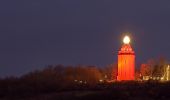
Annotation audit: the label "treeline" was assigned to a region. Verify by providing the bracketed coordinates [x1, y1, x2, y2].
[138, 57, 168, 79]
[0, 57, 168, 98]
[0, 64, 117, 98]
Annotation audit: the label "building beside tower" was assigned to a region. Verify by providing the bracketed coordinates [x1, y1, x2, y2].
[117, 36, 135, 81]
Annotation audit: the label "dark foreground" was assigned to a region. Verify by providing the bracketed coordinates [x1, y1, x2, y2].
[1, 81, 170, 100]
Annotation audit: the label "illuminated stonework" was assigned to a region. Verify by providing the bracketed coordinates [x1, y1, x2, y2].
[117, 36, 135, 81]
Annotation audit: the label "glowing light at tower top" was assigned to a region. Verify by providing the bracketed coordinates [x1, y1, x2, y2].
[123, 36, 130, 44]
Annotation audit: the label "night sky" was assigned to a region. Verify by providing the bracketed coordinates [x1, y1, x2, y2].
[0, 0, 170, 76]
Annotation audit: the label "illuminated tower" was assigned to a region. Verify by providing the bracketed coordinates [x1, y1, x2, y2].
[117, 36, 135, 81]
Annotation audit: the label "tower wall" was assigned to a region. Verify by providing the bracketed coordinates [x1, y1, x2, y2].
[117, 44, 135, 81]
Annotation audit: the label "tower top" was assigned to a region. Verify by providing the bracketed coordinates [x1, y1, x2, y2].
[123, 36, 130, 44]
[119, 35, 134, 54]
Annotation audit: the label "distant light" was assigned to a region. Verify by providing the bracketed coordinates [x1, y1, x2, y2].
[104, 75, 107, 78]
[167, 65, 170, 80]
[99, 79, 103, 82]
[74, 80, 78, 82]
[79, 81, 83, 83]
[161, 77, 164, 80]
[123, 36, 130, 44]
